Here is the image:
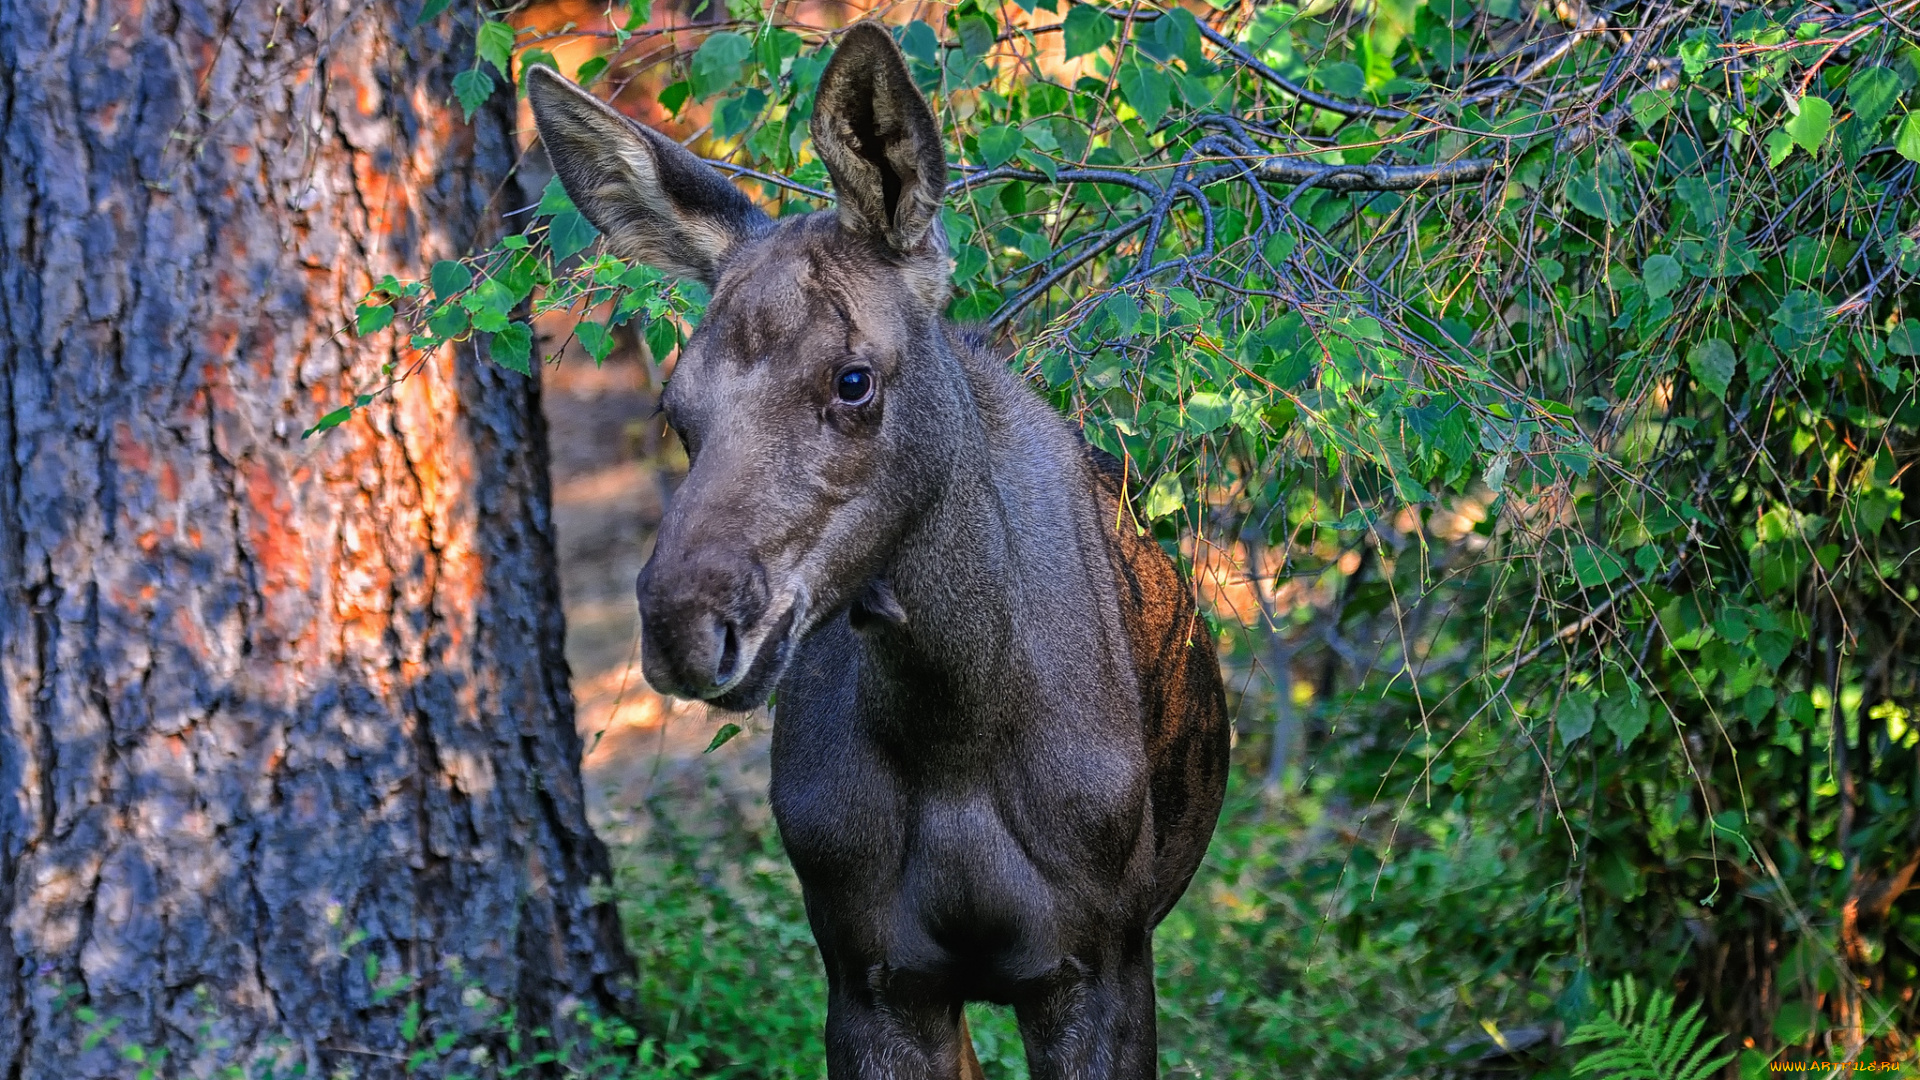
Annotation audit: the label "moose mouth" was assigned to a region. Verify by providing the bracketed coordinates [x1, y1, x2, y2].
[706, 602, 799, 712]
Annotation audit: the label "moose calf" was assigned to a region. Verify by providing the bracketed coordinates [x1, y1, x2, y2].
[528, 24, 1229, 1078]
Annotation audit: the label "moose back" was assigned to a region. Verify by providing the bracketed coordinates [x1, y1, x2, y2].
[528, 24, 1229, 1079]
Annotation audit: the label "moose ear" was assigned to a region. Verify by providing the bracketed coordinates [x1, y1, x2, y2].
[527, 66, 767, 286]
[810, 23, 948, 255]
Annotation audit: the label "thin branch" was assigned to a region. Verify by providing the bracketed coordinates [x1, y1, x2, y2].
[1243, 154, 1504, 193]
[703, 159, 830, 201]
[987, 214, 1154, 332]
[1185, 16, 1414, 122]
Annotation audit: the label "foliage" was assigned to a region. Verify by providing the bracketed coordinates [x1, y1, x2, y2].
[1566, 977, 1735, 1080]
[330, 0, 1920, 1069]
[47, 974, 702, 1079]
[310, 175, 706, 437]
[612, 765, 1584, 1079]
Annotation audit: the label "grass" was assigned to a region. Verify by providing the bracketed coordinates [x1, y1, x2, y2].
[607, 746, 1589, 1080]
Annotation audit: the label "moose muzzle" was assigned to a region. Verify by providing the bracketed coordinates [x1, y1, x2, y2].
[634, 540, 784, 702]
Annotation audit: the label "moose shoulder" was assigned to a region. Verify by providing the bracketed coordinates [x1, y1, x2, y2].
[528, 23, 1228, 1079]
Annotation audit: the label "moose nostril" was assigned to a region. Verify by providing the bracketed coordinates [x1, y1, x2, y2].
[713, 622, 742, 686]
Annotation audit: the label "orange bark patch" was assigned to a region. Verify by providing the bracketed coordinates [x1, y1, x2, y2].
[205, 317, 240, 362]
[240, 458, 311, 601]
[114, 421, 152, 473]
[351, 151, 396, 238]
[200, 364, 239, 414]
[90, 101, 123, 137]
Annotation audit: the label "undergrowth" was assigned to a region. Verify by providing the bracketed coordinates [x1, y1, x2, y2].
[603, 749, 1835, 1080]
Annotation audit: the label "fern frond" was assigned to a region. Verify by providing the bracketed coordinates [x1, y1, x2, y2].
[1568, 978, 1733, 1080]
[1655, 1000, 1704, 1073]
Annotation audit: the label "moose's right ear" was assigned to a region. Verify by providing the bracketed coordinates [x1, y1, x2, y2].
[527, 66, 767, 286]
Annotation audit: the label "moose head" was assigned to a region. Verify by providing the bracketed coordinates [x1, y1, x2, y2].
[528, 24, 967, 710]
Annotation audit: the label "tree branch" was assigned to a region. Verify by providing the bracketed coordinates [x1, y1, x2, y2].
[1242, 154, 1503, 193]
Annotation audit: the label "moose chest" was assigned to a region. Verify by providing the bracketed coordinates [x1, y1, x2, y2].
[769, 619, 1156, 987]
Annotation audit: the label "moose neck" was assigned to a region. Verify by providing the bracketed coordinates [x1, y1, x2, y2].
[860, 335, 1130, 733]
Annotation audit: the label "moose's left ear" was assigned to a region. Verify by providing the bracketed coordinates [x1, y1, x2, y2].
[810, 23, 949, 255]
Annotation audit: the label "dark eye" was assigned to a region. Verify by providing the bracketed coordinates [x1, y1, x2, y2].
[834, 367, 874, 405]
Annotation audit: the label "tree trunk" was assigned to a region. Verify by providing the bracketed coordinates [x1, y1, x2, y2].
[0, 0, 631, 1074]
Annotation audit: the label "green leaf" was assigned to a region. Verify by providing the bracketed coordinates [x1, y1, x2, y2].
[1764, 127, 1795, 167]
[756, 26, 803, 79]
[712, 87, 767, 140]
[1630, 89, 1672, 129]
[955, 14, 996, 58]
[304, 405, 355, 438]
[430, 260, 472, 301]
[1641, 254, 1682, 300]
[1118, 63, 1171, 128]
[644, 318, 681, 361]
[974, 125, 1026, 168]
[426, 303, 469, 339]
[1184, 391, 1230, 434]
[548, 210, 598, 262]
[477, 20, 517, 79]
[1601, 694, 1650, 749]
[1770, 289, 1825, 337]
[1847, 67, 1901, 129]
[1559, 692, 1597, 744]
[355, 302, 394, 336]
[691, 31, 752, 101]
[516, 50, 557, 97]
[1785, 95, 1832, 155]
[659, 79, 692, 117]
[952, 244, 988, 284]
[452, 68, 495, 122]
[536, 174, 575, 217]
[704, 722, 743, 753]
[1896, 113, 1920, 163]
[1888, 322, 1920, 356]
[1772, 1000, 1816, 1045]
[901, 20, 941, 68]
[1566, 170, 1623, 225]
[576, 321, 616, 364]
[1101, 293, 1140, 335]
[1686, 339, 1736, 400]
[1141, 472, 1184, 520]
[414, 0, 451, 26]
[1570, 544, 1625, 588]
[1311, 61, 1365, 98]
[489, 322, 533, 374]
[1061, 5, 1113, 59]
[1678, 34, 1714, 79]
[575, 55, 609, 87]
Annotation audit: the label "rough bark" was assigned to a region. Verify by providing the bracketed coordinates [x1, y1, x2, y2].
[0, 0, 631, 1074]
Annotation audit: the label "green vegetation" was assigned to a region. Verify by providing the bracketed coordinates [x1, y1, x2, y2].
[338, 0, 1920, 1073]
[610, 762, 1753, 1078]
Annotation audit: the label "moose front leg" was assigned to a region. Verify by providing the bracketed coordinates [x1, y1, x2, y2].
[1014, 943, 1159, 1080]
[823, 965, 975, 1080]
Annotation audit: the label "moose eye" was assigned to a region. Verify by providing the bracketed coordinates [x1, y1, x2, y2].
[834, 367, 874, 405]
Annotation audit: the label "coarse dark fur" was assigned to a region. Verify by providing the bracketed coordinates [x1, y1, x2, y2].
[527, 25, 1229, 1079]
